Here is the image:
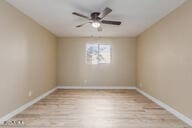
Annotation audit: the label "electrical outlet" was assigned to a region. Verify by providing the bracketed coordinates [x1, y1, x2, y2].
[139, 83, 143, 88]
[28, 91, 32, 97]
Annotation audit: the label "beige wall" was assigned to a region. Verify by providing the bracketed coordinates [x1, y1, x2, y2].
[137, 0, 192, 119]
[58, 37, 136, 87]
[0, 1, 57, 118]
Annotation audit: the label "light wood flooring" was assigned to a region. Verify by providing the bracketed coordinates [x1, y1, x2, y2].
[1, 89, 191, 128]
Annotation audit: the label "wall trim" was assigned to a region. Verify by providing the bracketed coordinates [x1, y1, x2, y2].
[136, 88, 192, 126]
[57, 85, 136, 90]
[0, 87, 57, 125]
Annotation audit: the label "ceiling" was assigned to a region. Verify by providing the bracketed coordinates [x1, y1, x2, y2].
[6, 0, 186, 37]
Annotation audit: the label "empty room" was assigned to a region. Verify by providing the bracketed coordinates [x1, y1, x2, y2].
[0, 0, 192, 127]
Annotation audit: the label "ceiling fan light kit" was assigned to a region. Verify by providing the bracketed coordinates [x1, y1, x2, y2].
[72, 7, 121, 32]
[92, 22, 101, 28]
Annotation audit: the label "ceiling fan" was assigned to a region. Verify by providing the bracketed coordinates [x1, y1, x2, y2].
[72, 7, 122, 32]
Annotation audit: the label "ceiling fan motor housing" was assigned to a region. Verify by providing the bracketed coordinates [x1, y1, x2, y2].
[91, 12, 101, 20]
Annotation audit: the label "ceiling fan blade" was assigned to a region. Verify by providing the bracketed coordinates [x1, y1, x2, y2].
[99, 7, 112, 19]
[97, 26, 103, 32]
[76, 24, 85, 28]
[72, 12, 90, 20]
[101, 20, 121, 25]
[76, 22, 91, 28]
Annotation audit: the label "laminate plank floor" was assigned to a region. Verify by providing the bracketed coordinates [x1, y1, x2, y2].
[1, 89, 191, 128]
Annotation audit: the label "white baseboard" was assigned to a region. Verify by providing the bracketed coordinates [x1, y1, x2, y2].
[57, 85, 136, 90]
[136, 88, 192, 126]
[0, 87, 57, 124]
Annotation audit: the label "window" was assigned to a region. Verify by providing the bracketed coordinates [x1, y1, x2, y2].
[86, 43, 111, 64]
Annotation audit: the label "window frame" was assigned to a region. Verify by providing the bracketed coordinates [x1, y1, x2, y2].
[85, 43, 112, 65]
